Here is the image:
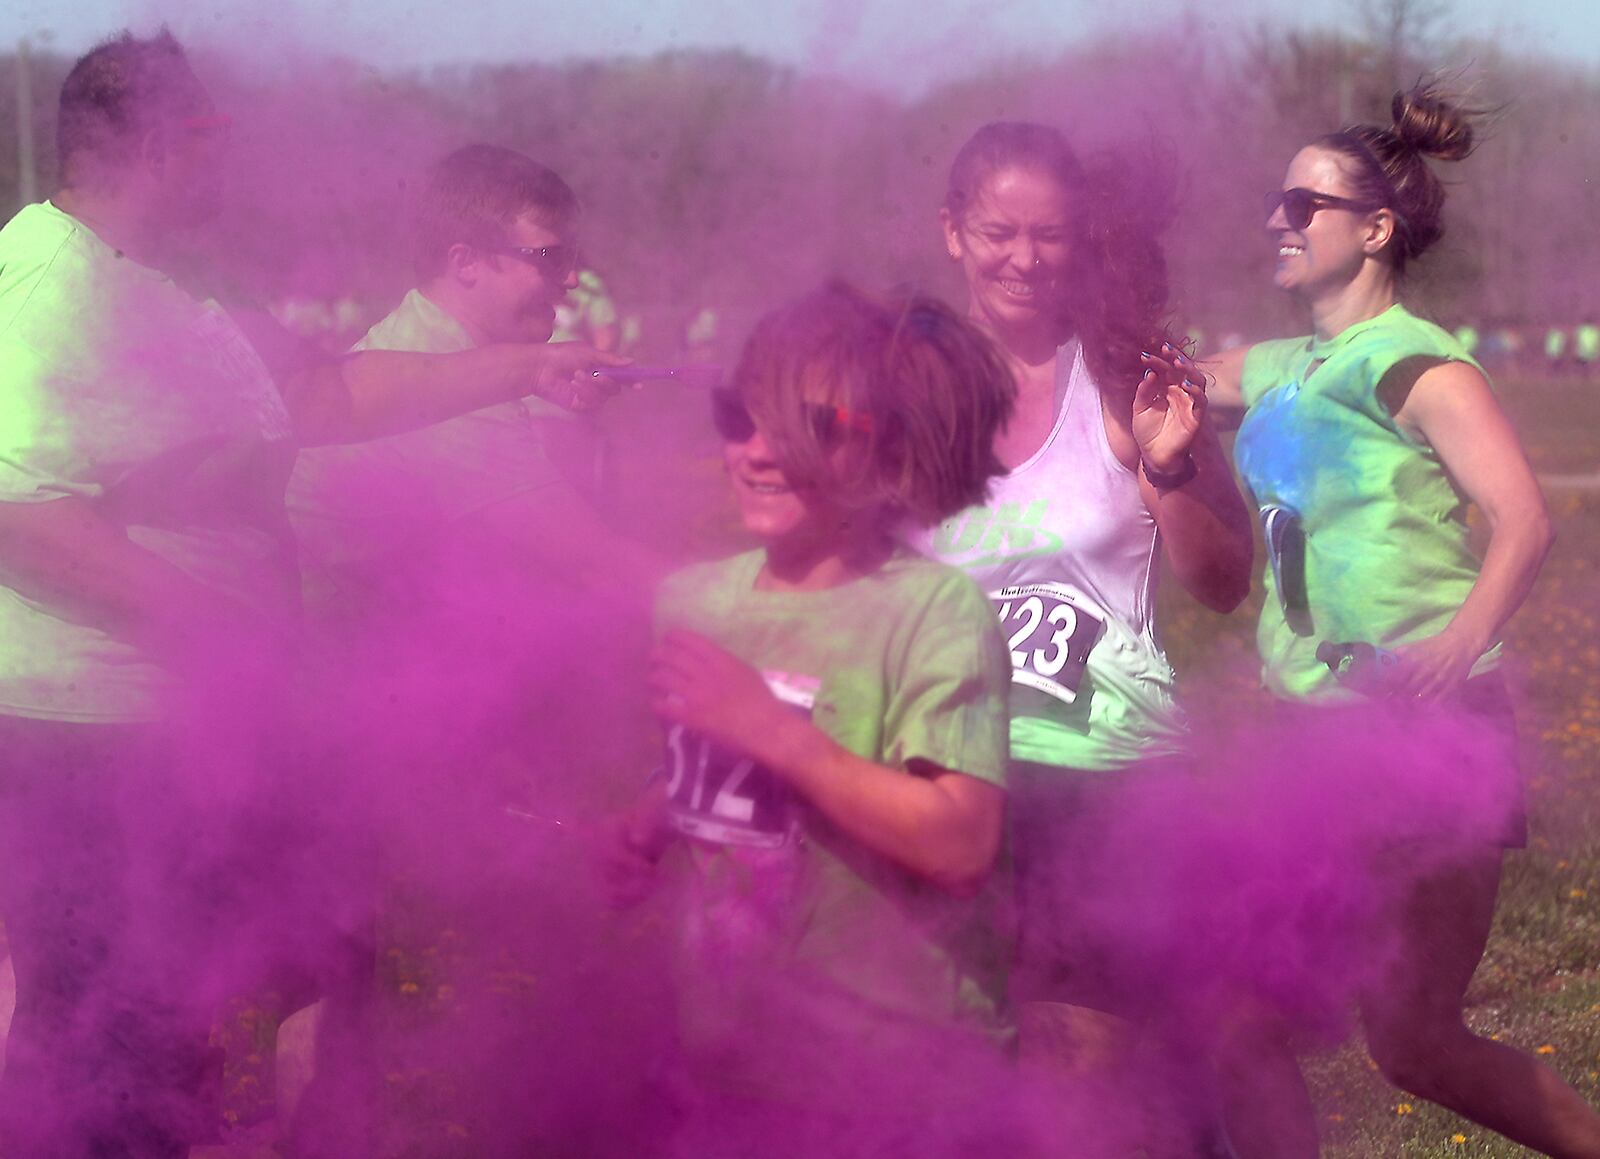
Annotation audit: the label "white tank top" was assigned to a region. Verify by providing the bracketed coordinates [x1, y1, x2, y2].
[908, 342, 1185, 770]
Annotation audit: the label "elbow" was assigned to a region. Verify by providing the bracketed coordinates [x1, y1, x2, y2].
[1182, 547, 1255, 614]
[932, 862, 995, 900]
[1196, 567, 1252, 614]
[1533, 508, 1556, 561]
[926, 823, 1002, 898]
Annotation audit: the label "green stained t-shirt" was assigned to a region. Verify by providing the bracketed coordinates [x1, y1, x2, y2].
[653, 548, 1012, 1099]
[0, 201, 296, 721]
[1235, 304, 1498, 702]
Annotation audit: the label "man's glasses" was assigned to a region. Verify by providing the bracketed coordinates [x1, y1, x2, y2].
[710, 388, 875, 446]
[1265, 188, 1382, 232]
[492, 244, 579, 278]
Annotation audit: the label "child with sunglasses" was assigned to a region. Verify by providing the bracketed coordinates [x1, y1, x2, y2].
[1205, 83, 1600, 1158]
[609, 282, 1021, 1154]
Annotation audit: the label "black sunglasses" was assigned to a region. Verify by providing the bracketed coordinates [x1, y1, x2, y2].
[710, 388, 875, 446]
[1265, 188, 1382, 232]
[492, 243, 579, 278]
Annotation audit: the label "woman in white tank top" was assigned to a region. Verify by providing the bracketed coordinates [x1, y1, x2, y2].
[909, 122, 1254, 1152]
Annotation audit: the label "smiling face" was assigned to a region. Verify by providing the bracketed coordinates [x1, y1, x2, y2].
[943, 164, 1074, 337]
[1269, 146, 1388, 302]
[457, 211, 579, 344]
[720, 389, 859, 562]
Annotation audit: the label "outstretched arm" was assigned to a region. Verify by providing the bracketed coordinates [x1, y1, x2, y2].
[283, 342, 629, 447]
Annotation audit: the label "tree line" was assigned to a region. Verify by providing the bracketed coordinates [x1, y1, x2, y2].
[2, 21, 1596, 359]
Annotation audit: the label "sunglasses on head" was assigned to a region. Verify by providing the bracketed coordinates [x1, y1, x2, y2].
[492, 243, 579, 278]
[1265, 188, 1382, 232]
[710, 388, 875, 446]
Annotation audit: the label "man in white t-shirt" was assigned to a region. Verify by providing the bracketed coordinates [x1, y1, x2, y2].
[0, 33, 625, 1157]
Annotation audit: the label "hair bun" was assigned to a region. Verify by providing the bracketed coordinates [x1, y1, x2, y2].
[1391, 84, 1475, 162]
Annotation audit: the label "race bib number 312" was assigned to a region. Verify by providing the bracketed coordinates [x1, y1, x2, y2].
[662, 673, 817, 849]
[990, 582, 1106, 705]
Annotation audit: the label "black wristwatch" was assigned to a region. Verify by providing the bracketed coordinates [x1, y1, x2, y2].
[1141, 454, 1198, 490]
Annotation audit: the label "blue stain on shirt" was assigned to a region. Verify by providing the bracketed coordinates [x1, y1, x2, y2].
[1235, 379, 1319, 516]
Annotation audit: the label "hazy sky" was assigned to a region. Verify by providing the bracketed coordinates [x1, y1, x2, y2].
[5, 0, 1596, 94]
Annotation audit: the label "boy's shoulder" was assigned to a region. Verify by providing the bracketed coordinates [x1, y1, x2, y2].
[877, 548, 990, 603]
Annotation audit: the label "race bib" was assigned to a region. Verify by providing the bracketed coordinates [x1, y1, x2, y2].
[663, 674, 817, 849]
[990, 582, 1106, 705]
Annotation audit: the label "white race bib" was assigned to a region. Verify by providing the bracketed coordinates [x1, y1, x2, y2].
[663, 673, 817, 848]
[989, 582, 1106, 705]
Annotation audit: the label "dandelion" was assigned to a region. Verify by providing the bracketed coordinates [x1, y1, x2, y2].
[1396, 1103, 1415, 1115]
[1538, 1044, 1558, 1055]
[1452, 1134, 1467, 1145]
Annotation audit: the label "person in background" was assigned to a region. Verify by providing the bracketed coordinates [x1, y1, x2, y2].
[1545, 323, 1569, 376]
[551, 266, 621, 352]
[0, 31, 619, 1157]
[1574, 316, 1599, 379]
[1208, 82, 1600, 1159]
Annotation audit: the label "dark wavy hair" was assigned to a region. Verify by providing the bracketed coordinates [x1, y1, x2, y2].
[1315, 81, 1482, 275]
[946, 121, 1180, 393]
[733, 281, 1015, 528]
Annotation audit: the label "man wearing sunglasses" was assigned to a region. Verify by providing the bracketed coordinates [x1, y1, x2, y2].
[283, 143, 667, 1156]
[289, 143, 662, 605]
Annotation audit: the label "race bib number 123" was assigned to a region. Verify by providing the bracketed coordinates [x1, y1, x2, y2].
[990, 582, 1106, 705]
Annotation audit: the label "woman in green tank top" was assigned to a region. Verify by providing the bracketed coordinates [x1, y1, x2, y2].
[1208, 83, 1600, 1158]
